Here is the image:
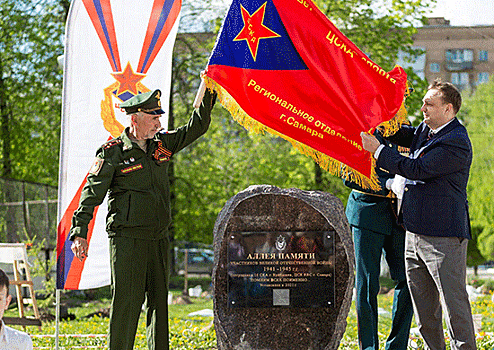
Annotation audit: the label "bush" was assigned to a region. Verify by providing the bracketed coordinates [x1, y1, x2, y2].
[468, 276, 486, 288]
[481, 279, 494, 294]
[169, 275, 212, 291]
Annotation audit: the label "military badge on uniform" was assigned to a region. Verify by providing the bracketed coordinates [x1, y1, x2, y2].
[121, 164, 143, 174]
[103, 139, 123, 149]
[89, 158, 104, 176]
[154, 141, 172, 163]
[123, 157, 136, 165]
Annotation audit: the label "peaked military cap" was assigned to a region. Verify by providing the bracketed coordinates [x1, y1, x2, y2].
[119, 89, 165, 115]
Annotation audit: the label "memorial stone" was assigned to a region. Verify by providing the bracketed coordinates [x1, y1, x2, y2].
[213, 185, 355, 350]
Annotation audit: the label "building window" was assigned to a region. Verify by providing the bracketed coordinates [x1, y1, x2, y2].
[397, 47, 426, 80]
[451, 72, 469, 90]
[430, 63, 440, 72]
[445, 49, 474, 71]
[479, 50, 488, 62]
[446, 49, 473, 62]
[477, 72, 489, 84]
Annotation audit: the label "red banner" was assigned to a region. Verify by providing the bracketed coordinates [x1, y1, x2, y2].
[205, 0, 408, 189]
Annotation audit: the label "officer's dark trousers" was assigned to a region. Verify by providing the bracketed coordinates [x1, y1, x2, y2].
[108, 236, 170, 350]
[353, 226, 414, 350]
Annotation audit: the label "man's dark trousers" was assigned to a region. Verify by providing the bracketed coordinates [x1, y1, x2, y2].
[108, 236, 170, 350]
[353, 223, 413, 350]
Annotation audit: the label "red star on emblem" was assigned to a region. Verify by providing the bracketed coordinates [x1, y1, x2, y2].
[111, 62, 146, 95]
[233, 3, 280, 61]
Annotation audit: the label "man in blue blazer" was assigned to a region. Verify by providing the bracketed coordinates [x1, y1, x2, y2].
[344, 131, 413, 350]
[361, 79, 476, 350]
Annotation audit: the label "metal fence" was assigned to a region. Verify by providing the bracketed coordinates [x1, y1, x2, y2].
[0, 178, 217, 280]
[0, 177, 57, 248]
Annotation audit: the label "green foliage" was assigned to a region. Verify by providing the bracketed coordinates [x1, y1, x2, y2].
[482, 279, 494, 294]
[316, 0, 434, 69]
[468, 226, 488, 268]
[23, 234, 56, 309]
[467, 276, 494, 294]
[0, 0, 67, 186]
[172, 102, 351, 244]
[478, 227, 494, 262]
[314, 0, 434, 120]
[379, 275, 397, 290]
[7, 292, 493, 348]
[170, 33, 351, 245]
[468, 275, 487, 289]
[169, 275, 212, 291]
[0, 178, 58, 243]
[403, 68, 430, 125]
[461, 79, 494, 261]
[169, 0, 434, 244]
[1, 0, 435, 248]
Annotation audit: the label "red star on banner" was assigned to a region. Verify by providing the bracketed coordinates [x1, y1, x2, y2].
[111, 62, 146, 95]
[234, 3, 280, 61]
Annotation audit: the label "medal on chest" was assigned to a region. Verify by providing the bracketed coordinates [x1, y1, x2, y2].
[154, 141, 172, 163]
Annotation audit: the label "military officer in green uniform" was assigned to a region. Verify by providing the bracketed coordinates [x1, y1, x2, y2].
[344, 131, 413, 350]
[69, 86, 216, 350]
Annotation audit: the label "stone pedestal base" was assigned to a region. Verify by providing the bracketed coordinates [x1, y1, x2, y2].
[213, 185, 354, 350]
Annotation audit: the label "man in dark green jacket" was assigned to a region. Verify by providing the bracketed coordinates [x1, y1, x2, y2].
[69, 87, 216, 350]
[344, 132, 413, 350]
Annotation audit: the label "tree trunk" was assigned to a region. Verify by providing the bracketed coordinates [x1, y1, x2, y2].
[314, 161, 323, 190]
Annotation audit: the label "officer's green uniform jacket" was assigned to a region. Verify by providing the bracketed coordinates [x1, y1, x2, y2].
[69, 90, 215, 241]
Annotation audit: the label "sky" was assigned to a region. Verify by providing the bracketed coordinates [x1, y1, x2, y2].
[178, 0, 494, 32]
[427, 0, 494, 26]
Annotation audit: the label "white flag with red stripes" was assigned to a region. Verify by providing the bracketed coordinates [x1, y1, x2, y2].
[57, 0, 182, 290]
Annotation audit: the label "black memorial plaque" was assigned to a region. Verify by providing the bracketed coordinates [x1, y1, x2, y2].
[227, 231, 335, 308]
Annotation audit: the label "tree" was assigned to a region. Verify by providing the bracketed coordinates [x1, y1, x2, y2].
[0, 0, 67, 242]
[316, 0, 435, 117]
[460, 79, 494, 263]
[167, 0, 434, 244]
[0, 0, 67, 187]
[170, 30, 352, 245]
[0, 0, 433, 246]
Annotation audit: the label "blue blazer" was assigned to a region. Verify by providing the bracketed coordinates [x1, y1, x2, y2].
[377, 118, 472, 239]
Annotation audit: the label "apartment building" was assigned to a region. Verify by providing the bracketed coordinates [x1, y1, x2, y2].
[410, 17, 494, 90]
[176, 18, 494, 92]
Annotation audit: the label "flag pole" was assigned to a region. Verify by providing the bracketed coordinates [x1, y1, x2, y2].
[193, 78, 206, 109]
[55, 288, 60, 350]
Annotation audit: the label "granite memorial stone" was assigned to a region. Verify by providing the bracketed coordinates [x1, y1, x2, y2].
[213, 185, 355, 350]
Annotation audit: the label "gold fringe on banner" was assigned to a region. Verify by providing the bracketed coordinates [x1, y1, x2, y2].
[204, 76, 409, 191]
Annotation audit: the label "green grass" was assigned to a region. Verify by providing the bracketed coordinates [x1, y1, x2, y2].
[5, 291, 494, 349]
